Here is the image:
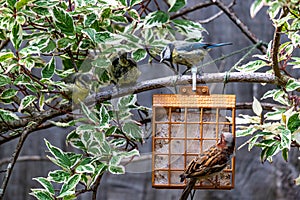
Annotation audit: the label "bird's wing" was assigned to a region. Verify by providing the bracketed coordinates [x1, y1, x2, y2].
[184, 145, 229, 179]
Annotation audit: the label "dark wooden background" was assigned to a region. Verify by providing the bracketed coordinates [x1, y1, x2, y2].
[1, 0, 300, 199]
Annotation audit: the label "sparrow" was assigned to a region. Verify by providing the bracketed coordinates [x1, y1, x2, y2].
[179, 132, 235, 200]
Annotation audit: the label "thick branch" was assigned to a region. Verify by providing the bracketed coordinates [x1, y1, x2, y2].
[271, 8, 289, 80]
[94, 72, 278, 103]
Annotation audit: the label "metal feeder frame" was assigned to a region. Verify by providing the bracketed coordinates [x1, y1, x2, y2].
[152, 86, 236, 189]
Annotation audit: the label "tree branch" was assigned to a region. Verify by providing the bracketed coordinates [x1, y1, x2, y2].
[93, 72, 278, 103]
[271, 7, 289, 81]
[212, 0, 267, 54]
[170, 1, 214, 19]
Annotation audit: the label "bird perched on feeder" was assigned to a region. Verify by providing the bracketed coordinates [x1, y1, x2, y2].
[179, 132, 235, 200]
[160, 41, 231, 91]
[109, 52, 141, 86]
[63, 72, 96, 104]
[160, 42, 232, 70]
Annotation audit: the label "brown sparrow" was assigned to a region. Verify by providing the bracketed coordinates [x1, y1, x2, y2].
[179, 132, 235, 200]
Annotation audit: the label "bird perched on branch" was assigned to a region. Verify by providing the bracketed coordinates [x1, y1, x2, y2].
[160, 42, 232, 71]
[63, 72, 96, 104]
[179, 132, 235, 200]
[109, 52, 141, 86]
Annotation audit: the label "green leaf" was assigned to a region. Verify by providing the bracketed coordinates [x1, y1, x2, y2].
[0, 52, 14, 62]
[80, 102, 99, 123]
[172, 19, 206, 40]
[108, 165, 125, 174]
[48, 170, 70, 183]
[45, 139, 76, 169]
[261, 89, 278, 100]
[168, 0, 186, 12]
[57, 37, 73, 49]
[75, 158, 95, 173]
[16, 0, 34, 10]
[58, 174, 81, 198]
[111, 15, 128, 23]
[52, 7, 75, 36]
[250, 0, 264, 18]
[128, 9, 139, 20]
[235, 60, 267, 72]
[280, 129, 291, 149]
[132, 49, 147, 62]
[144, 11, 169, 28]
[41, 57, 55, 79]
[99, 104, 110, 126]
[129, 0, 142, 6]
[252, 97, 262, 116]
[286, 78, 300, 92]
[10, 22, 22, 49]
[6, 0, 16, 8]
[89, 162, 107, 188]
[0, 74, 11, 87]
[287, 113, 300, 133]
[236, 127, 256, 137]
[18, 95, 37, 112]
[84, 12, 97, 27]
[33, 177, 55, 195]
[0, 108, 20, 121]
[1, 88, 18, 99]
[268, 2, 281, 19]
[117, 0, 126, 6]
[123, 122, 143, 141]
[282, 148, 288, 162]
[30, 189, 54, 200]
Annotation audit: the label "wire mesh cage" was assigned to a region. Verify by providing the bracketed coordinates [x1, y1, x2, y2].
[152, 86, 236, 189]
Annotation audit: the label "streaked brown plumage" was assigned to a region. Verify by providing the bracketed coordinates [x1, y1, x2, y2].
[179, 132, 235, 200]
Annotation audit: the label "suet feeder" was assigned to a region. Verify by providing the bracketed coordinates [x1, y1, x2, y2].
[152, 86, 236, 189]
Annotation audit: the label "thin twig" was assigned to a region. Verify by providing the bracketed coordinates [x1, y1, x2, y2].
[212, 0, 267, 54]
[0, 39, 9, 50]
[170, 1, 214, 19]
[199, 0, 236, 24]
[0, 131, 30, 199]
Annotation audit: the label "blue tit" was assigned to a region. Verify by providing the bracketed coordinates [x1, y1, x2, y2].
[63, 73, 96, 104]
[109, 52, 141, 86]
[160, 42, 232, 68]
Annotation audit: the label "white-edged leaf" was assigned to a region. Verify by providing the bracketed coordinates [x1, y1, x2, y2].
[250, 0, 264, 18]
[235, 60, 267, 72]
[0, 52, 14, 62]
[0, 108, 20, 121]
[52, 7, 75, 35]
[252, 97, 263, 116]
[30, 189, 54, 200]
[33, 177, 55, 195]
[18, 95, 37, 112]
[41, 57, 55, 79]
[80, 102, 99, 123]
[57, 174, 81, 198]
[286, 78, 300, 92]
[168, 0, 186, 12]
[108, 165, 125, 174]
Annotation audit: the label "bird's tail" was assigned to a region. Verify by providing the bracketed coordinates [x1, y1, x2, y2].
[179, 178, 197, 200]
[206, 42, 232, 48]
